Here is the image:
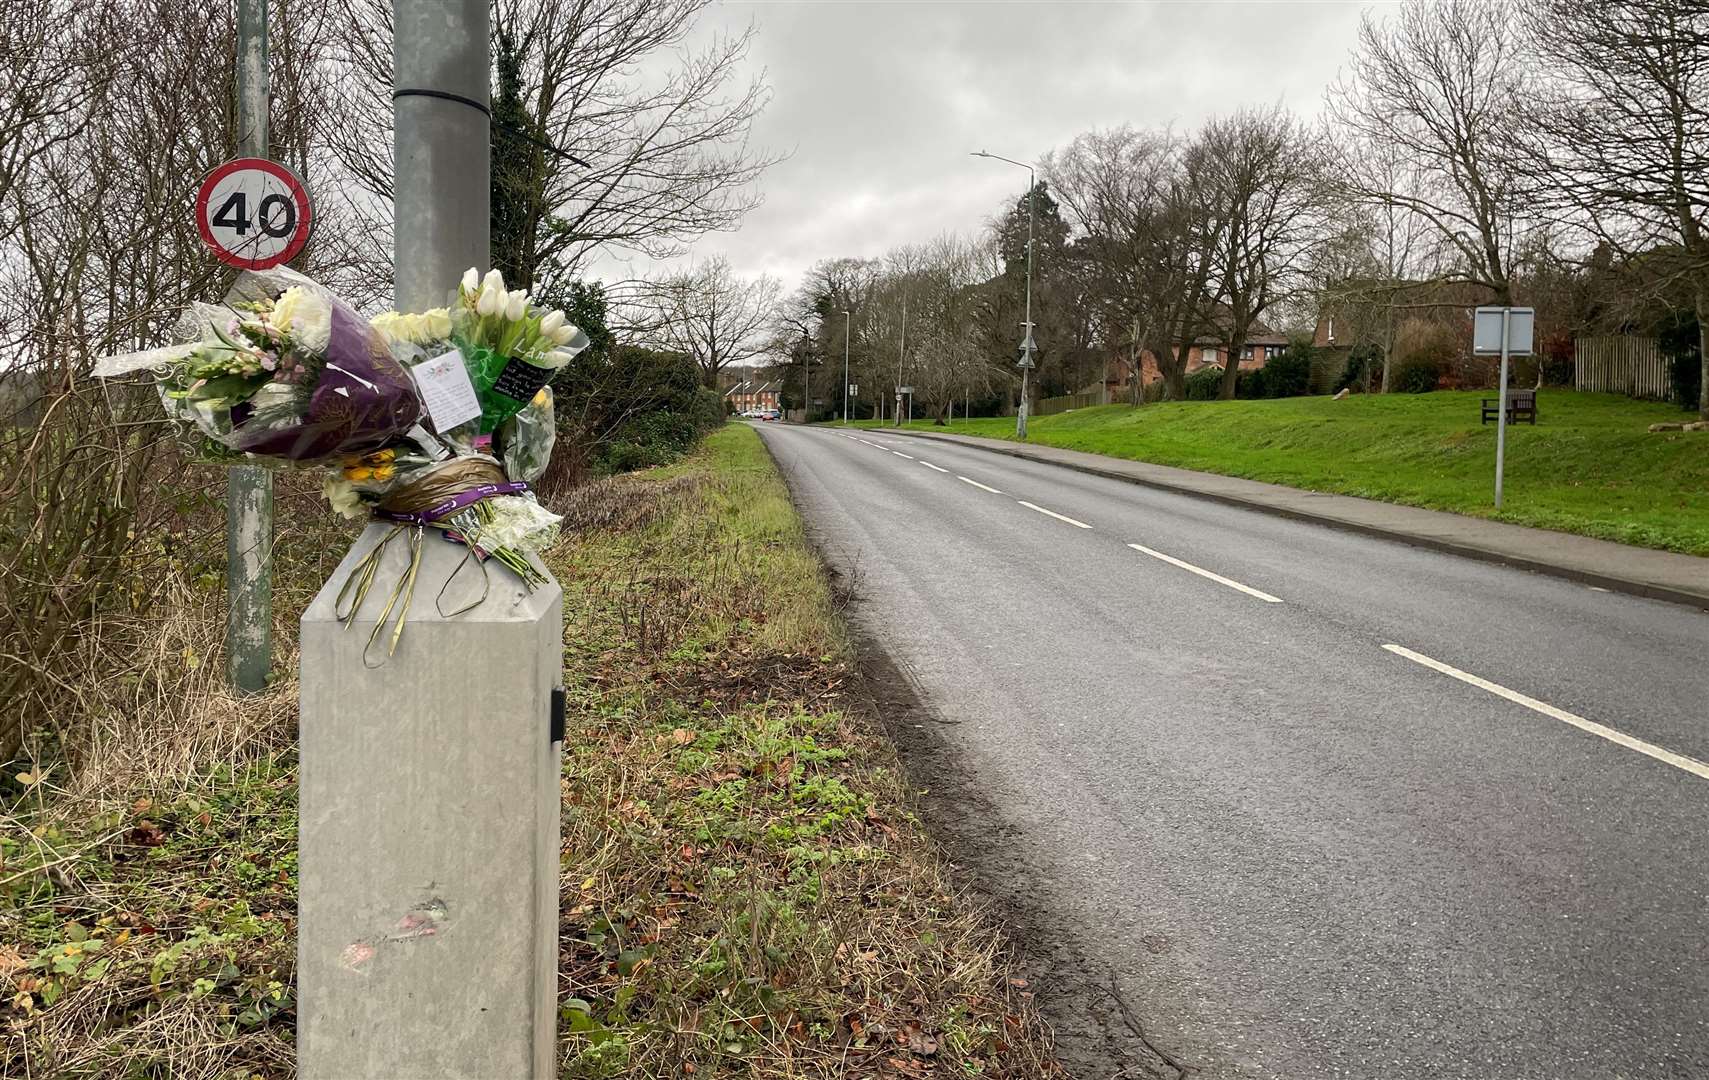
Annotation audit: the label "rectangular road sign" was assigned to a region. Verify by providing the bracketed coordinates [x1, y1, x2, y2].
[1473, 307, 1535, 356]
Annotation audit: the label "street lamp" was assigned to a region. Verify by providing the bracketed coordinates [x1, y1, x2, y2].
[841, 309, 851, 425]
[801, 325, 811, 424]
[972, 149, 1036, 438]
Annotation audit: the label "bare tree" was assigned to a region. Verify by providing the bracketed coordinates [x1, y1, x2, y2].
[1046, 126, 1221, 401]
[1317, 132, 1444, 390]
[333, 0, 779, 292]
[1199, 108, 1324, 399]
[1327, 0, 1538, 307]
[640, 256, 779, 388]
[1523, 0, 1709, 418]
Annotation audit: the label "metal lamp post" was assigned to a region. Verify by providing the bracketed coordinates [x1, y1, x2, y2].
[801, 326, 811, 424]
[972, 150, 1036, 438]
[841, 309, 851, 424]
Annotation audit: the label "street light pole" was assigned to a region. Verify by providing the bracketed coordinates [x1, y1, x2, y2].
[802, 325, 811, 424]
[972, 150, 1037, 438]
[896, 294, 907, 428]
[841, 309, 851, 425]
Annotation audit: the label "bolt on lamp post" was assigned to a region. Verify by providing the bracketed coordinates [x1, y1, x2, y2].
[972, 150, 1036, 438]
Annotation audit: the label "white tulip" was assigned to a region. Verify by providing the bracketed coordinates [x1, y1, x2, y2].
[504, 291, 528, 321]
[554, 324, 589, 351]
[538, 310, 565, 337]
[541, 349, 574, 368]
[461, 266, 479, 293]
[475, 287, 500, 316]
[482, 268, 506, 295]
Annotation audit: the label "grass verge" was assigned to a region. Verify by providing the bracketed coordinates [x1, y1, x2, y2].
[846, 391, 1709, 555]
[1, 424, 1060, 1078]
[547, 424, 1059, 1077]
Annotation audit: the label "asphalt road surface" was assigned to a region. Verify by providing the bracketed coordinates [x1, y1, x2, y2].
[755, 421, 1709, 1080]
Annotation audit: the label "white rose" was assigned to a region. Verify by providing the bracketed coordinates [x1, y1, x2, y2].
[271, 287, 304, 331]
[289, 292, 332, 352]
[421, 308, 453, 340]
[370, 311, 406, 342]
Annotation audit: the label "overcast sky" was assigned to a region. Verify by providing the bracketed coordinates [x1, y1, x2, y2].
[595, 1, 1382, 294]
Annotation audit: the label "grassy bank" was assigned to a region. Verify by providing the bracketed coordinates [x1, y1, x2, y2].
[548, 424, 1057, 1077]
[3, 425, 1060, 1077]
[848, 391, 1709, 555]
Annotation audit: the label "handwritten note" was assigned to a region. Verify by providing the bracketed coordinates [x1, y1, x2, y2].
[411, 349, 481, 433]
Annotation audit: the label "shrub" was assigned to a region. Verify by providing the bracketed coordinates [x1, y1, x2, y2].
[1335, 345, 1381, 394]
[1184, 366, 1224, 400]
[1393, 358, 1442, 393]
[1260, 345, 1314, 398]
[1658, 311, 1703, 411]
[1390, 318, 1458, 394]
[1539, 333, 1576, 387]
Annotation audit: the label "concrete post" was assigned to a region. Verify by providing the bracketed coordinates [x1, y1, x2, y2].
[298, 4, 562, 1076]
[298, 535, 562, 1077]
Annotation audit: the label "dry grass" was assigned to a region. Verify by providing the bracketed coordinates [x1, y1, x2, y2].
[0, 474, 348, 1080]
[2, 424, 1063, 1080]
[547, 425, 1063, 1079]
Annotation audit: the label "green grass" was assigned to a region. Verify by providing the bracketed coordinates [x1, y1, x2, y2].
[844, 391, 1709, 556]
[545, 423, 1059, 1078]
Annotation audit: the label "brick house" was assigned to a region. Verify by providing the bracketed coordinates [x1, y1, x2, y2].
[725, 377, 779, 413]
[1102, 330, 1292, 395]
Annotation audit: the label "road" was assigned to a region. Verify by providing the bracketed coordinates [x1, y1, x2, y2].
[754, 421, 1709, 1080]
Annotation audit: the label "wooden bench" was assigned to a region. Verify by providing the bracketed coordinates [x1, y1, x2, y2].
[1481, 388, 1537, 425]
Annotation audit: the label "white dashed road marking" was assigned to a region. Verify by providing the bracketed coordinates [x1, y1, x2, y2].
[1382, 644, 1709, 781]
[959, 476, 1003, 494]
[1126, 543, 1282, 603]
[920, 461, 950, 473]
[892, 451, 914, 459]
[1018, 501, 1092, 529]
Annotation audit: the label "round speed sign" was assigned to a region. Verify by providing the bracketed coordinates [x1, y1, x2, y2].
[194, 158, 314, 270]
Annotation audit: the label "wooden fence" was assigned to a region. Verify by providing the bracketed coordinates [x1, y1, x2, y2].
[1034, 387, 1109, 416]
[1575, 336, 1672, 401]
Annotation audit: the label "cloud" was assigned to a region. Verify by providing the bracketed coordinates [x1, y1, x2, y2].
[592, 0, 1375, 293]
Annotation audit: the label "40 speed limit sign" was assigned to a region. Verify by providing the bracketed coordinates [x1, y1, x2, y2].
[195, 157, 314, 270]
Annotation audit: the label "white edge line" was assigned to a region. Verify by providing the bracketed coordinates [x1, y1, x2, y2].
[1382, 644, 1709, 781]
[919, 460, 950, 473]
[1126, 543, 1282, 603]
[1017, 501, 1093, 529]
[959, 476, 1003, 494]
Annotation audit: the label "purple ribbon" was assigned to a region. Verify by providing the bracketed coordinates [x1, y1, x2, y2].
[372, 481, 531, 526]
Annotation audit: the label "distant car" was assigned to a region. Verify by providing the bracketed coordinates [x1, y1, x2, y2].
[759, 408, 780, 421]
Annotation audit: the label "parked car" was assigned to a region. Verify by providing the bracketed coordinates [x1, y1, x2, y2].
[759, 408, 780, 421]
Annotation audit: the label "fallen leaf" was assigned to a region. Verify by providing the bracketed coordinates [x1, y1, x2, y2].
[905, 1027, 939, 1056]
[671, 728, 694, 745]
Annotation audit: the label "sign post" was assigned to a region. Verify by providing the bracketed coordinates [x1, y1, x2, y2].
[1473, 306, 1535, 509]
[215, 0, 286, 695]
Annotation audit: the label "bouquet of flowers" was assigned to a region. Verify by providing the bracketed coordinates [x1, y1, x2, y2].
[99, 267, 423, 465]
[97, 266, 590, 663]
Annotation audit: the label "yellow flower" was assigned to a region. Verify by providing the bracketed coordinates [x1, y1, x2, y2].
[372, 465, 396, 482]
[364, 449, 396, 465]
[345, 466, 373, 482]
